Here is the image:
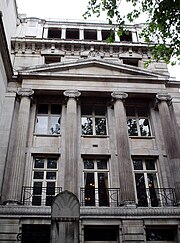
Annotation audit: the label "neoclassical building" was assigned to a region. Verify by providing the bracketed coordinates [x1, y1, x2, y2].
[0, 1, 180, 242]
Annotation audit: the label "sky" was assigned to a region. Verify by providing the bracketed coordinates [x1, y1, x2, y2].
[16, 0, 179, 81]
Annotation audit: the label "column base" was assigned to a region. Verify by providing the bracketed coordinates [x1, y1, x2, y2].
[3, 200, 22, 205]
[119, 200, 137, 208]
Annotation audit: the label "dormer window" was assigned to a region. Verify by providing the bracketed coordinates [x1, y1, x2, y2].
[123, 58, 139, 67]
[84, 29, 97, 41]
[47, 28, 61, 39]
[66, 28, 79, 39]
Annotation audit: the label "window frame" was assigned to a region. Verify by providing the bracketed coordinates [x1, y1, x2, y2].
[132, 158, 160, 207]
[81, 104, 108, 136]
[126, 104, 152, 137]
[35, 103, 61, 135]
[32, 156, 58, 206]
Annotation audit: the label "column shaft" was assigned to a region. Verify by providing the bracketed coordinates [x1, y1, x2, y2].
[5, 88, 33, 203]
[64, 90, 81, 196]
[111, 92, 135, 205]
[156, 94, 180, 202]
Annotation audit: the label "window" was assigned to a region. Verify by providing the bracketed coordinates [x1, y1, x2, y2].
[44, 56, 61, 64]
[81, 104, 107, 135]
[146, 226, 176, 241]
[102, 29, 115, 41]
[123, 58, 139, 67]
[120, 31, 132, 42]
[47, 28, 61, 38]
[84, 226, 118, 241]
[66, 28, 79, 39]
[84, 29, 97, 40]
[32, 157, 59, 206]
[126, 104, 151, 136]
[133, 158, 160, 207]
[35, 104, 61, 135]
[22, 224, 50, 243]
[83, 159, 109, 206]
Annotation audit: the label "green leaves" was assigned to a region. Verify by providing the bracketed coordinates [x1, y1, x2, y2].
[84, 0, 180, 65]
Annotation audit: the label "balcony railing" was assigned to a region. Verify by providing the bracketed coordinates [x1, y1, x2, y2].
[137, 188, 177, 207]
[21, 186, 62, 206]
[80, 188, 120, 207]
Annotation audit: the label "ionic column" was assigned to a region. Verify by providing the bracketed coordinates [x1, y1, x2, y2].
[5, 88, 34, 204]
[156, 93, 180, 202]
[63, 90, 81, 196]
[111, 91, 135, 205]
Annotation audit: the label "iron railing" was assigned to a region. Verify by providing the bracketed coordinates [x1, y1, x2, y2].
[80, 188, 120, 207]
[137, 188, 177, 207]
[21, 186, 62, 206]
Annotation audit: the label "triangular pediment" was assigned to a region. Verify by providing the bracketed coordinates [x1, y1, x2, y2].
[19, 58, 169, 79]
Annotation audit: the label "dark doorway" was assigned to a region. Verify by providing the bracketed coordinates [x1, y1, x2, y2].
[22, 224, 50, 243]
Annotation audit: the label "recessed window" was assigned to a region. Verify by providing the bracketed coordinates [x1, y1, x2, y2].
[66, 28, 79, 39]
[35, 104, 61, 135]
[120, 31, 132, 42]
[84, 225, 118, 241]
[83, 159, 109, 206]
[133, 158, 160, 207]
[84, 29, 97, 40]
[102, 30, 115, 41]
[44, 56, 61, 64]
[146, 226, 176, 241]
[22, 224, 50, 243]
[126, 103, 151, 136]
[32, 157, 59, 206]
[81, 104, 107, 136]
[123, 58, 139, 67]
[47, 28, 61, 39]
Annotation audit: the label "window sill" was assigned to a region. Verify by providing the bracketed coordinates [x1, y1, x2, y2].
[129, 136, 155, 139]
[33, 133, 61, 137]
[81, 135, 109, 138]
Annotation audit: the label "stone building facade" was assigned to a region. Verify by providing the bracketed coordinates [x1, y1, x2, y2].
[0, 1, 180, 242]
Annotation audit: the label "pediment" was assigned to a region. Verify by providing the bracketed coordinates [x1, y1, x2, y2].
[19, 59, 168, 79]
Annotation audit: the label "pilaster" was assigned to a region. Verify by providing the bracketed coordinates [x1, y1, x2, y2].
[156, 93, 180, 203]
[111, 91, 135, 205]
[4, 88, 34, 204]
[63, 90, 81, 196]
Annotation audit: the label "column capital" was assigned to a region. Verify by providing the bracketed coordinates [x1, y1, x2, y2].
[17, 88, 34, 98]
[156, 93, 172, 103]
[111, 91, 128, 100]
[63, 90, 81, 99]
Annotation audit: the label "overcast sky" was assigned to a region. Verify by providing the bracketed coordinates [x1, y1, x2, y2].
[16, 0, 179, 80]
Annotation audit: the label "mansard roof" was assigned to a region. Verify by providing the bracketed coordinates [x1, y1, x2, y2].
[18, 58, 169, 82]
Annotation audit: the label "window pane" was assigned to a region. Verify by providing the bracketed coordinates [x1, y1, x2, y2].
[135, 174, 148, 206]
[33, 172, 44, 179]
[95, 118, 107, 135]
[34, 158, 44, 168]
[97, 160, 107, 169]
[81, 105, 93, 115]
[126, 106, 135, 116]
[95, 105, 106, 115]
[146, 160, 155, 170]
[146, 228, 175, 241]
[47, 159, 57, 169]
[84, 172, 95, 206]
[98, 172, 109, 206]
[51, 104, 61, 114]
[32, 196, 41, 206]
[46, 182, 55, 195]
[37, 104, 48, 114]
[133, 160, 143, 170]
[84, 160, 94, 169]
[36, 116, 48, 134]
[139, 119, 151, 136]
[33, 182, 42, 195]
[127, 118, 138, 136]
[147, 173, 159, 206]
[81, 117, 93, 135]
[49, 116, 60, 134]
[46, 172, 56, 180]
